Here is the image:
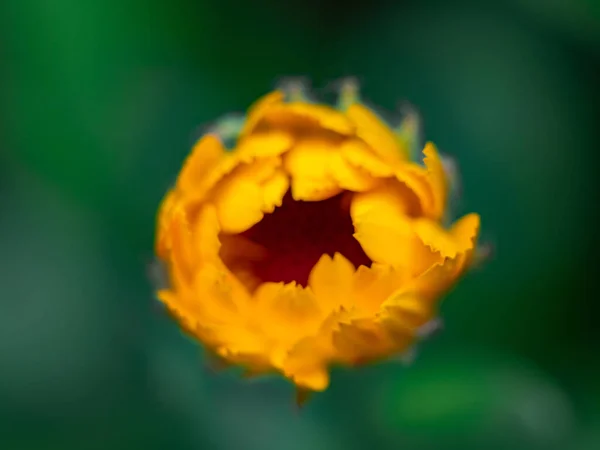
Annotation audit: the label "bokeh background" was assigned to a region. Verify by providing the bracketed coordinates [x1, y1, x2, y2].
[1, 0, 599, 449]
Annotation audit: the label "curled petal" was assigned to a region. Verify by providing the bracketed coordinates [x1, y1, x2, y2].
[211, 157, 288, 233]
[402, 213, 481, 300]
[240, 90, 285, 137]
[258, 102, 355, 135]
[340, 139, 395, 178]
[166, 205, 195, 286]
[155, 189, 179, 258]
[284, 138, 342, 200]
[350, 264, 405, 316]
[346, 103, 409, 163]
[177, 134, 227, 196]
[351, 183, 439, 273]
[155, 85, 483, 396]
[284, 138, 380, 200]
[394, 142, 447, 220]
[422, 142, 448, 220]
[191, 205, 221, 264]
[329, 152, 381, 192]
[234, 130, 293, 161]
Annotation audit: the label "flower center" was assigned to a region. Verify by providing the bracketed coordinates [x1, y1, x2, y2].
[220, 191, 372, 289]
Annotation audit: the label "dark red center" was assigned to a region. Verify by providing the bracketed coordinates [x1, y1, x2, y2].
[225, 191, 372, 288]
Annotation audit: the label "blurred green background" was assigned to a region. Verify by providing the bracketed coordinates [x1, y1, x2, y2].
[1, 0, 599, 449]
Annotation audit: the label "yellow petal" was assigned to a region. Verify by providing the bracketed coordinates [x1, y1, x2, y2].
[155, 189, 178, 258]
[191, 204, 221, 264]
[283, 138, 380, 200]
[217, 348, 272, 374]
[380, 293, 435, 334]
[351, 183, 447, 277]
[286, 354, 331, 391]
[413, 212, 480, 259]
[211, 157, 287, 233]
[182, 133, 289, 209]
[253, 281, 323, 366]
[329, 152, 380, 192]
[308, 253, 356, 311]
[346, 103, 408, 163]
[402, 213, 481, 300]
[291, 369, 330, 392]
[255, 282, 322, 332]
[450, 212, 481, 257]
[332, 318, 394, 364]
[423, 142, 447, 219]
[283, 328, 335, 392]
[340, 139, 395, 178]
[234, 130, 293, 162]
[350, 264, 405, 316]
[283, 138, 343, 201]
[192, 264, 251, 325]
[176, 134, 226, 195]
[412, 220, 461, 259]
[240, 90, 285, 137]
[157, 289, 208, 339]
[167, 205, 195, 286]
[261, 169, 290, 213]
[282, 309, 350, 391]
[260, 102, 355, 135]
[393, 142, 447, 220]
[394, 165, 434, 217]
[212, 178, 264, 233]
[351, 180, 416, 221]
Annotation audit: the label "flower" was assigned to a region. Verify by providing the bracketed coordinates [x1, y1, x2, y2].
[155, 81, 481, 394]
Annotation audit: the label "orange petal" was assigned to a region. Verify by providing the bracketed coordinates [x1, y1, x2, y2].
[379, 293, 436, 335]
[191, 204, 221, 264]
[176, 134, 226, 195]
[191, 264, 251, 326]
[423, 142, 447, 219]
[167, 205, 195, 286]
[289, 365, 330, 392]
[155, 189, 179, 258]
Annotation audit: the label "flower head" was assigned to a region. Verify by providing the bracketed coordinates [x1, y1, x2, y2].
[155, 81, 480, 394]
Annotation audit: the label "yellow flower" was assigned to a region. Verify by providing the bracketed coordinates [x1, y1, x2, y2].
[155, 84, 480, 394]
